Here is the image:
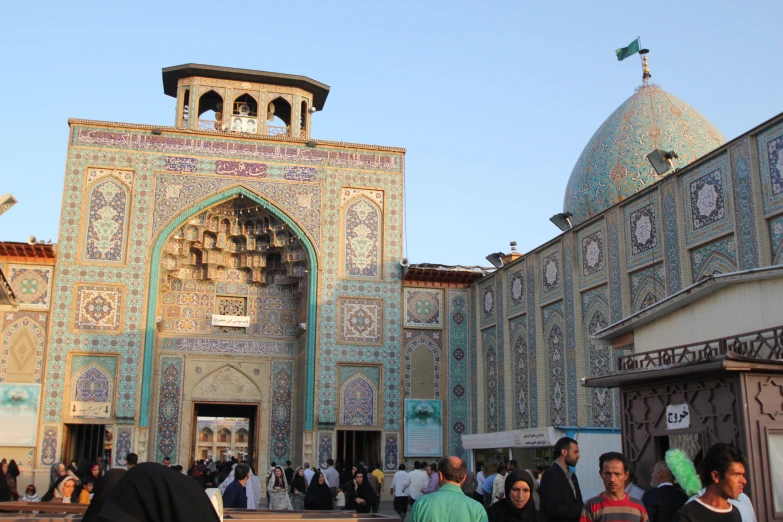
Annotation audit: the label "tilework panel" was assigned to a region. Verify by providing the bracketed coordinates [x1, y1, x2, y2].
[630, 264, 665, 313]
[0, 311, 47, 383]
[269, 360, 294, 464]
[729, 139, 759, 270]
[525, 265, 538, 428]
[563, 240, 577, 426]
[337, 297, 384, 345]
[446, 290, 469, 460]
[403, 288, 443, 328]
[507, 266, 526, 312]
[581, 286, 613, 427]
[771, 215, 783, 265]
[756, 121, 783, 215]
[155, 356, 184, 462]
[607, 211, 622, 322]
[509, 315, 529, 429]
[161, 338, 293, 355]
[164, 156, 199, 172]
[470, 287, 478, 433]
[83, 171, 133, 263]
[495, 275, 505, 433]
[74, 128, 402, 172]
[340, 372, 376, 427]
[317, 432, 333, 470]
[403, 331, 441, 399]
[578, 221, 607, 289]
[70, 354, 117, 376]
[482, 327, 499, 433]
[114, 426, 133, 467]
[543, 302, 566, 427]
[339, 365, 381, 388]
[540, 246, 562, 299]
[625, 193, 662, 269]
[7, 265, 54, 310]
[479, 279, 496, 326]
[214, 160, 267, 177]
[691, 236, 738, 281]
[564, 84, 725, 225]
[682, 155, 733, 246]
[342, 195, 382, 279]
[662, 180, 683, 294]
[73, 285, 124, 332]
[152, 173, 323, 249]
[39, 424, 61, 466]
[383, 433, 399, 471]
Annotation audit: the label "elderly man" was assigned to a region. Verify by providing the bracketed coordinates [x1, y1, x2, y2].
[410, 457, 488, 522]
[642, 461, 687, 522]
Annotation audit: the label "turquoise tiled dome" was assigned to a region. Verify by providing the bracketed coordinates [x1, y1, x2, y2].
[563, 84, 726, 225]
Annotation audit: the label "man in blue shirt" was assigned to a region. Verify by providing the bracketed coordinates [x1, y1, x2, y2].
[481, 468, 497, 508]
[411, 457, 488, 522]
[222, 463, 250, 509]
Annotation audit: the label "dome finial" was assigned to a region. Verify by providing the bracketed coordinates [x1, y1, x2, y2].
[640, 48, 651, 86]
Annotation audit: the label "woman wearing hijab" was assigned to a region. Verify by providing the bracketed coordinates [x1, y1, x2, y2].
[487, 469, 546, 522]
[267, 465, 293, 510]
[49, 462, 65, 488]
[81, 469, 124, 522]
[344, 470, 376, 514]
[7, 460, 20, 500]
[41, 475, 77, 503]
[290, 467, 307, 510]
[523, 469, 540, 510]
[304, 471, 333, 510]
[92, 462, 220, 522]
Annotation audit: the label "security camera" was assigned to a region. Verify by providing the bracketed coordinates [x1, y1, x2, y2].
[308, 107, 317, 114]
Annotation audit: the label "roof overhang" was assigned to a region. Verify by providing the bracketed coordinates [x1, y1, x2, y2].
[593, 266, 783, 342]
[402, 264, 490, 286]
[0, 242, 56, 261]
[162, 64, 331, 110]
[584, 351, 783, 389]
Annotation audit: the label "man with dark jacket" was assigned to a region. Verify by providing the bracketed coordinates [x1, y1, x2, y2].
[540, 437, 583, 522]
[642, 461, 687, 522]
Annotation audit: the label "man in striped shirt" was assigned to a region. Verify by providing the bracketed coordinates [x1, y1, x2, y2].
[580, 452, 648, 522]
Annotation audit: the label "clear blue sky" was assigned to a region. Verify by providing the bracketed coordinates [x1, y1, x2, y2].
[1, 0, 781, 266]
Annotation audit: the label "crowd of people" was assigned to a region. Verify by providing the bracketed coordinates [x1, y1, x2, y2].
[384, 438, 755, 522]
[1, 438, 755, 522]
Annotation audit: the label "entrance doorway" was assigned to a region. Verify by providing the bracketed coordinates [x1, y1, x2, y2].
[192, 402, 259, 472]
[64, 424, 108, 465]
[337, 430, 381, 471]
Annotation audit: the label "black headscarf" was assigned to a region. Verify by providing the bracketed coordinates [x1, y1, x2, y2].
[95, 462, 220, 522]
[346, 471, 376, 513]
[41, 475, 77, 502]
[303, 471, 333, 510]
[290, 468, 307, 495]
[487, 470, 546, 522]
[82, 469, 125, 522]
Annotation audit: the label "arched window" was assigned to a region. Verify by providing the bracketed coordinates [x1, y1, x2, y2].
[218, 428, 231, 443]
[181, 89, 190, 128]
[236, 428, 249, 443]
[199, 427, 213, 443]
[266, 97, 292, 136]
[342, 375, 375, 426]
[73, 366, 111, 403]
[198, 90, 224, 131]
[300, 100, 308, 137]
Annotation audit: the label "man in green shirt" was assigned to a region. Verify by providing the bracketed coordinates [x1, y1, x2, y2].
[411, 456, 488, 522]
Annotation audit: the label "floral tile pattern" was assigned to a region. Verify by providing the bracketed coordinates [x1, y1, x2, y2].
[691, 236, 738, 281]
[337, 297, 384, 345]
[756, 121, 783, 215]
[507, 267, 526, 312]
[447, 290, 470, 461]
[73, 285, 124, 332]
[630, 264, 665, 313]
[682, 155, 734, 246]
[403, 288, 442, 328]
[7, 265, 54, 310]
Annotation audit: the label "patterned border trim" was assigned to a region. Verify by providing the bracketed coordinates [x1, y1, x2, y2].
[607, 210, 623, 323]
[154, 355, 184, 463]
[269, 360, 294, 465]
[729, 139, 759, 269]
[756, 121, 783, 215]
[563, 240, 577, 426]
[447, 290, 470, 460]
[662, 180, 683, 294]
[526, 264, 537, 428]
[141, 186, 319, 429]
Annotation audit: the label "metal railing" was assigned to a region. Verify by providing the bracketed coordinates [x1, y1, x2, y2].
[267, 125, 288, 136]
[198, 119, 221, 131]
[617, 326, 783, 371]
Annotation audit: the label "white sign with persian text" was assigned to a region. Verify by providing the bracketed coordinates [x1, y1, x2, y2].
[70, 401, 112, 419]
[211, 315, 251, 327]
[511, 427, 552, 447]
[0, 384, 40, 446]
[666, 404, 690, 430]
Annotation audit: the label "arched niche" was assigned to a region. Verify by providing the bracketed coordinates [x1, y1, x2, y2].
[191, 365, 262, 403]
[141, 186, 320, 431]
[340, 374, 377, 427]
[341, 196, 383, 279]
[82, 175, 131, 263]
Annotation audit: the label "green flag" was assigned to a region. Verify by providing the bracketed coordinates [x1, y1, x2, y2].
[616, 38, 640, 61]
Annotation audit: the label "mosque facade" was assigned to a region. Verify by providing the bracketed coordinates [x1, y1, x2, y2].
[1, 63, 782, 498]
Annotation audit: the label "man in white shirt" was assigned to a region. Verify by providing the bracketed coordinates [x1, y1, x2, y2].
[303, 462, 315, 486]
[403, 461, 430, 505]
[322, 459, 340, 502]
[391, 463, 410, 522]
[475, 465, 488, 503]
[491, 464, 507, 505]
[624, 463, 645, 500]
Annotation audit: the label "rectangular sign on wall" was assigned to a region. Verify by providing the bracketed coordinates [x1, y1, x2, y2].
[211, 315, 251, 327]
[404, 399, 443, 457]
[0, 383, 40, 446]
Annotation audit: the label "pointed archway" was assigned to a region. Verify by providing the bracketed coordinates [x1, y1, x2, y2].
[139, 185, 319, 430]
